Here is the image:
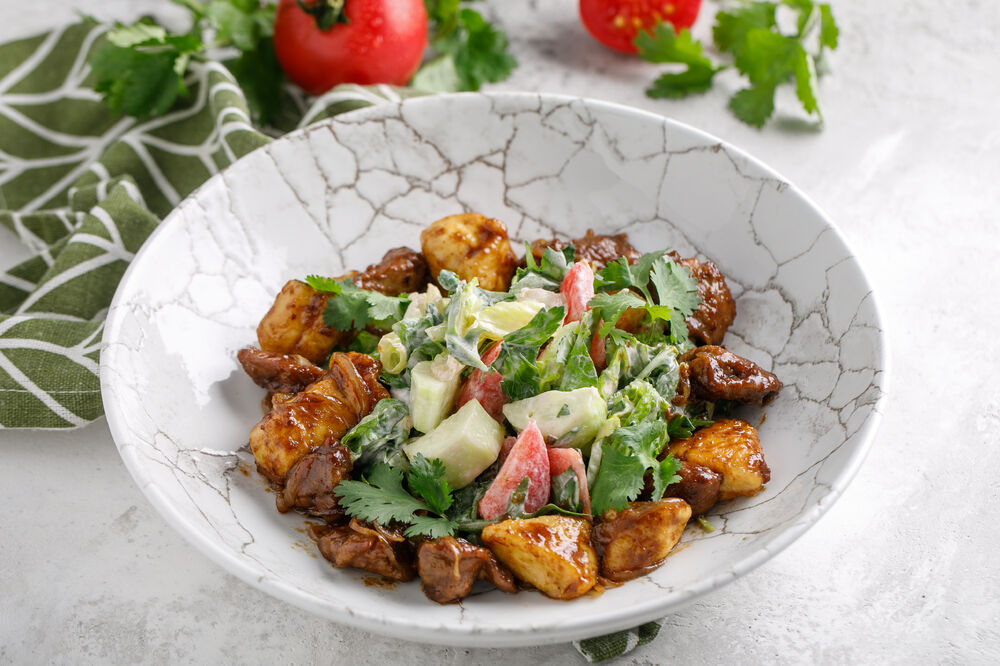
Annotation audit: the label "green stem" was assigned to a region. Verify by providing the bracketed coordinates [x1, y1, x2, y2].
[296, 0, 348, 31]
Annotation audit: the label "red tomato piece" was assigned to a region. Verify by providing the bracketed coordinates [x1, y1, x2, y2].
[560, 261, 595, 324]
[547, 447, 592, 515]
[590, 325, 607, 371]
[455, 343, 505, 423]
[579, 0, 703, 54]
[273, 0, 428, 95]
[478, 421, 551, 520]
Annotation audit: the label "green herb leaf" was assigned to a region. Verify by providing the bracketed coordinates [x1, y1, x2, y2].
[712, 2, 777, 55]
[636, 25, 722, 99]
[550, 467, 582, 513]
[650, 258, 700, 317]
[334, 462, 460, 539]
[425, 6, 517, 92]
[406, 454, 454, 515]
[317, 278, 408, 332]
[590, 420, 674, 515]
[91, 23, 203, 118]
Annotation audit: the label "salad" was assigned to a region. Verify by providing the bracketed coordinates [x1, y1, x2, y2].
[237, 213, 782, 603]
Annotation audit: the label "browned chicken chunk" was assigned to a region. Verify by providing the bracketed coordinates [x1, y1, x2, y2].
[317, 519, 415, 582]
[481, 516, 598, 600]
[668, 419, 770, 500]
[667, 253, 736, 346]
[257, 279, 348, 364]
[663, 461, 722, 516]
[416, 537, 518, 604]
[276, 441, 353, 521]
[420, 213, 519, 291]
[681, 345, 782, 404]
[531, 230, 641, 271]
[255, 248, 427, 364]
[249, 352, 388, 483]
[237, 347, 325, 393]
[354, 247, 429, 296]
[592, 499, 692, 582]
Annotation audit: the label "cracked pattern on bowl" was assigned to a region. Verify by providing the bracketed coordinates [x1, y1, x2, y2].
[100, 92, 887, 647]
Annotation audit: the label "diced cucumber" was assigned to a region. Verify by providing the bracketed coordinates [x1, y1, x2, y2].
[403, 399, 505, 489]
[502, 386, 607, 454]
[409, 354, 463, 433]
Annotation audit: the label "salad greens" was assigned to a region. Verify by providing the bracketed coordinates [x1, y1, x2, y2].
[317, 239, 718, 536]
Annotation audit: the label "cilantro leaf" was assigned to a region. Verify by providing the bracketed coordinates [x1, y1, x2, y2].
[334, 462, 460, 539]
[91, 23, 203, 118]
[650, 258, 700, 317]
[728, 83, 778, 128]
[589, 420, 677, 515]
[418, 2, 517, 92]
[713, 2, 777, 55]
[316, 278, 409, 332]
[636, 25, 722, 99]
[819, 4, 839, 51]
[334, 464, 431, 525]
[589, 291, 645, 337]
[406, 454, 454, 515]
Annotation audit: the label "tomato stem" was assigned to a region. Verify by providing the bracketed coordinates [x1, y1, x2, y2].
[296, 0, 349, 31]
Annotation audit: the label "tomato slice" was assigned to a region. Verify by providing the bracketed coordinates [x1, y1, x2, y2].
[478, 421, 551, 520]
[579, 0, 703, 54]
[547, 447, 592, 515]
[455, 342, 505, 423]
[560, 261, 595, 324]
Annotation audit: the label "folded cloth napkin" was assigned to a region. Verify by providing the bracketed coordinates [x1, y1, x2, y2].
[0, 20, 661, 661]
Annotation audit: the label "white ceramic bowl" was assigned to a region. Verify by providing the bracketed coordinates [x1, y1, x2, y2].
[101, 92, 888, 647]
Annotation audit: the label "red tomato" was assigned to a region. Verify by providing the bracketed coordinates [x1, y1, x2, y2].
[579, 0, 703, 54]
[455, 343, 505, 423]
[273, 0, 428, 95]
[478, 421, 550, 520]
[560, 261, 595, 324]
[547, 447, 592, 515]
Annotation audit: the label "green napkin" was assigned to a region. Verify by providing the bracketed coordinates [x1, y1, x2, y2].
[0, 20, 660, 662]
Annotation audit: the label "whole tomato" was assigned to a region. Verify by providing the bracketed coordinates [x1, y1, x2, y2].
[273, 0, 428, 95]
[579, 0, 703, 54]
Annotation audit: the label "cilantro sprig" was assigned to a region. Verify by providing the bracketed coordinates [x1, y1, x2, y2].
[334, 456, 460, 538]
[589, 421, 682, 516]
[305, 275, 409, 332]
[636, 0, 840, 128]
[90, 0, 285, 124]
[414, 0, 518, 92]
[590, 251, 700, 345]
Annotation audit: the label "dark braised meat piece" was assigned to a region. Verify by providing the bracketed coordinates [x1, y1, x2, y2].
[249, 352, 389, 483]
[668, 419, 770, 500]
[416, 537, 518, 604]
[531, 230, 641, 271]
[354, 247, 429, 296]
[667, 252, 736, 346]
[663, 461, 722, 516]
[276, 441, 353, 521]
[237, 347, 325, 393]
[592, 499, 692, 582]
[317, 519, 416, 581]
[681, 345, 782, 404]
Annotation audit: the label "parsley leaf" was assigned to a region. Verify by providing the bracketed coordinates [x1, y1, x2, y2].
[417, 2, 517, 92]
[650, 259, 700, 317]
[635, 25, 723, 99]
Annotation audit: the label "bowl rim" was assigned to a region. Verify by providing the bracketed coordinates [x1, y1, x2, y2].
[100, 90, 890, 647]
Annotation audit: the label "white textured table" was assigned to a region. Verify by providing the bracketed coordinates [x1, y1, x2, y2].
[2, 1, 998, 663]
